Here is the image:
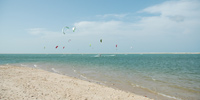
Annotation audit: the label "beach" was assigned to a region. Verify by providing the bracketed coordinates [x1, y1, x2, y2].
[1, 54, 199, 100]
[0, 65, 152, 100]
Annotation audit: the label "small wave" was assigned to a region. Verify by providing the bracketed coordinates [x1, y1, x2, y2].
[169, 84, 200, 93]
[131, 83, 145, 88]
[131, 83, 181, 100]
[104, 55, 116, 57]
[51, 68, 59, 73]
[20, 64, 27, 67]
[73, 69, 77, 73]
[158, 93, 182, 100]
[93, 54, 116, 57]
[6, 63, 9, 65]
[89, 79, 105, 85]
[80, 74, 88, 79]
[94, 54, 101, 57]
[34, 64, 37, 68]
[152, 78, 156, 81]
[76, 73, 105, 85]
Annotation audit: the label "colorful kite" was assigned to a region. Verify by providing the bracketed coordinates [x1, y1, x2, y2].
[72, 27, 76, 32]
[62, 26, 69, 34]
[100, 39, 102, 43]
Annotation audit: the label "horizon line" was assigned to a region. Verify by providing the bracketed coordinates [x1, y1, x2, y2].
[0, 52, 200, 54]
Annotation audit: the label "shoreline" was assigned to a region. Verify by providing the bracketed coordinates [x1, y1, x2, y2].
[0, 65, 153, 100]
[0, 52, 200, 54]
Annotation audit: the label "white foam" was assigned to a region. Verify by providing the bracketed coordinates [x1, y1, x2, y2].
[80, 75, 88, 79]
[94, 54, 101, 57]
[109, 54, 116, 56]
[34, 64, 37, 68]
[104, 55, 116, 57]
[152, 78, 156, 81]
[51, 68, 59, 73]
[131, 83, 181, 100]
[136, 85, 140, 87]
[158, 93, 182, 100]
[20, 64, 27, 67]
[131, 83, 143, 88]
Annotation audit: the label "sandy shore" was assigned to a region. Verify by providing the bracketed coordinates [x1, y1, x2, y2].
[0, 65, 153, 100]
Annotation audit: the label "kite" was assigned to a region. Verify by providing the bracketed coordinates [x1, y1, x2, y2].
[63, 46, 65, 49]
[72, 27, 76, 32]
[62, 26, 69, 34]
[55, 46, 58, 49]
[116, 44, 118, 51]
[44, 46, 45, 49]
[100, 39, 102, 43]
[62, 26, 76, 34]
[89, 44, 91, 47]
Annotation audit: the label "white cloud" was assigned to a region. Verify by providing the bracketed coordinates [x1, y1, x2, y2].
[27, 28, 62, 37]
[71, 0, 200, 52]
[137, 0, 200, 35]
[96, 13, 128, 19]
[141, 0, 200, 18]
[25, 0, 200, 52]
[74, 0, 200, 37]
[74, 21, 126, 36]
[31, 0, 200, 38]
[27, 28, 46, 35]
[168, 15, 185, 22]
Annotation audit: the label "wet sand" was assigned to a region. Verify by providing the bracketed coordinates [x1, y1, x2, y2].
[0, 65, 153, 100]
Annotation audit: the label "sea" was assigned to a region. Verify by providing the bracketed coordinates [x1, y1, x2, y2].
[0, 54, 200, 100]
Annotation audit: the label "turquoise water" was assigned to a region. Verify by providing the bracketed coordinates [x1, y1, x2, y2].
[0, 54, 200, 100]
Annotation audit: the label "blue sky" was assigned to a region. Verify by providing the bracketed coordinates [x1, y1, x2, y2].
[0, 0, 200, 53]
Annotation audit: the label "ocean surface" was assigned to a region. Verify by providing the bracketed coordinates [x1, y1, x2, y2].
[0, 54, 200, 100]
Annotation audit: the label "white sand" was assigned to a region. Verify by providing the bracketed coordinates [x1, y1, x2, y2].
[0, 65, 153, 100]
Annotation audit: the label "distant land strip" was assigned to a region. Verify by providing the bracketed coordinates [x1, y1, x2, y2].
[1, 52, 200, 54]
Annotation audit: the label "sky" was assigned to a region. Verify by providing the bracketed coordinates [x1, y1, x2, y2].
[0, 0, 200, 53]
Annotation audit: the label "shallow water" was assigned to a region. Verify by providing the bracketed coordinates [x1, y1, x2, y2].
[1, 54, 200, 100]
